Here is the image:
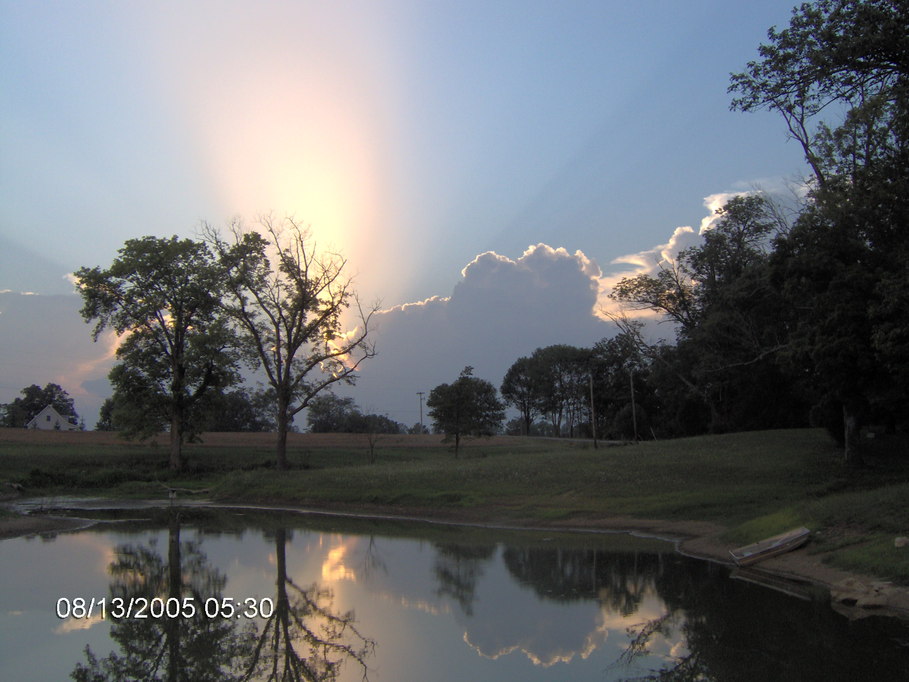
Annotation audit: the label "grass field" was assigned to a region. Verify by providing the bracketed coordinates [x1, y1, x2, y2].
[2, 427, 908, 583]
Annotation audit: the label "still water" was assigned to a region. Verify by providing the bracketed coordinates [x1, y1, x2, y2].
[1, 504, 908, 681]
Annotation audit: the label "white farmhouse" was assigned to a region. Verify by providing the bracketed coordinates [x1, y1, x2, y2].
[26, 405, 79, 431]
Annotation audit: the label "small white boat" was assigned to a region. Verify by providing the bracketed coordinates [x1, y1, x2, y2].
[729, 527, 811, 566]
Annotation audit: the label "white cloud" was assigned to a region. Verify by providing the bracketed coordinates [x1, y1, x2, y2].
[698, 191, 749, 235]
[350, 244, 612, 425]
[597, 190, 756, 321]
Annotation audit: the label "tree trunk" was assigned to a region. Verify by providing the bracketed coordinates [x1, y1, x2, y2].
[169, 358, 185, 472]
[843, 404, 862, 467]
[169, 412, 183, 471]
[276, 395, 289, 470]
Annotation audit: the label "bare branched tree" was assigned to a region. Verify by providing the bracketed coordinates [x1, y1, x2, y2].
[206, 217, 378, 469]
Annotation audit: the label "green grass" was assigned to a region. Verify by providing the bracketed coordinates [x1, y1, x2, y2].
[2, 428, 909, 583]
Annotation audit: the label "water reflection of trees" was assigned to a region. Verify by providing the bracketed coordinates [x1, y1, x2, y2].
[502, 545, 677, 617]
[72, 508, 255, 681]
[498, 543, 909, 680]
[243, 527, 373, 681]
[71, 513, 374, 682]
[638, 562, 909, 681]
[432, 543, 496, 616]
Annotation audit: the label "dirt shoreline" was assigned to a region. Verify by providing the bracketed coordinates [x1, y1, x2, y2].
[3, 501, 908, 621]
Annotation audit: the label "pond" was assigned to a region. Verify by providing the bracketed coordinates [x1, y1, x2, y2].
[1, 503, 908, 681]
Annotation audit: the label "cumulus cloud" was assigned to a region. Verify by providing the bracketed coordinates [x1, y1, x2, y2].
[697, 191, 748, 235]
[348, 244, 612, 425]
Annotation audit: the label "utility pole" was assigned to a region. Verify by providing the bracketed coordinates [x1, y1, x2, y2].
[416, 391, 425, 434]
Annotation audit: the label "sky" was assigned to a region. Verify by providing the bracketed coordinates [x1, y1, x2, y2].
[0, 1, 810, 428]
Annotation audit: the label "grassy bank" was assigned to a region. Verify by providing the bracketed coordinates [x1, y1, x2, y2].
[2, 427, 908, 583]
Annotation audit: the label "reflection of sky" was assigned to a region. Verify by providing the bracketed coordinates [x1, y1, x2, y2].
[0, 532, 124, 681]
[0, 520, 683, 681]
[285, 533, 683, 680]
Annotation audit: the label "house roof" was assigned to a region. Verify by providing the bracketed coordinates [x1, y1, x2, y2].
[25, 404, 77, 428]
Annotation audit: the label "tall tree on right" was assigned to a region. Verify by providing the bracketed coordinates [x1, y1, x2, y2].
[611, 195, 798, 434]
[730, 0, 909, 462]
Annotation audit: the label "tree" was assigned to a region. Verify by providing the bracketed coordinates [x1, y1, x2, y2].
[772, 205, 889, 458]
[590, 333, 655, 440]
[529, 345, 595, 438]
[500, 356, 539, 436]
[610, 195, 803, 434]
[1, 382, 78, 428]
[426, 367, 505, 457]
[611, 259, 699, 333]
[306, 393, 360, 433]
[206, 217, 377, 469]
[200, 388, 276, 432]
[728, 0, 908, 192]
[731, 0, 909, 461]
[95, 397, 116, 431]
[305, 392, 402, 440]
[76, 236, 238, 471]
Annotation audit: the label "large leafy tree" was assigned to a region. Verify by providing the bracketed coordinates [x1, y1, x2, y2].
[731, 0, 909, 461]
[76, 236, 238, 471]
[206, 217, 377, 469]
[0, 382, 78, 428]
[728, 0, 907, 191]
[427, 367, 505, 457]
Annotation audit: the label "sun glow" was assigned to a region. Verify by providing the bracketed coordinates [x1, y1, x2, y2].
[136, 3, 399, 286]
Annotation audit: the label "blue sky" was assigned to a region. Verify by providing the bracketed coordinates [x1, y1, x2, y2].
[0, 1, 810, 424]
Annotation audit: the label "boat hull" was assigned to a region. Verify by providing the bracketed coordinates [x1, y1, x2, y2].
[729, 527, 811, 566]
